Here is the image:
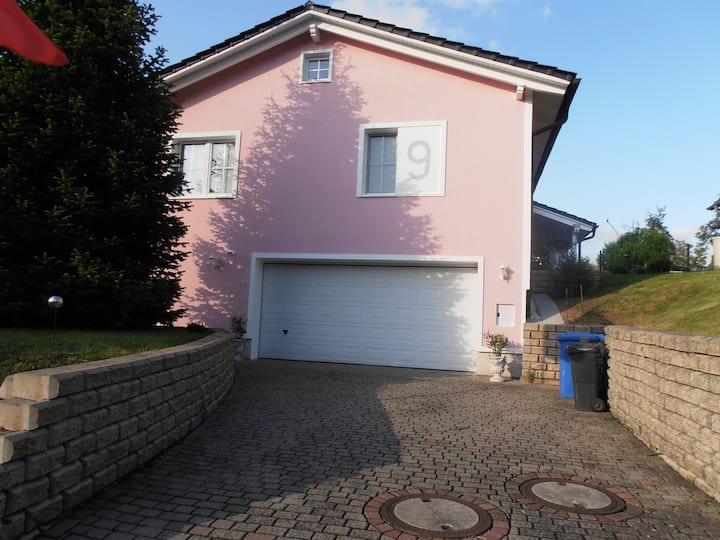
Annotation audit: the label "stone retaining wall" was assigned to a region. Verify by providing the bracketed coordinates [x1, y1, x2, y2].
[0, 331, 235, 539]
[530, 269, 601, 295]
[606, 326, 720, 502]
[530, 270, 554, 294]
[522, 323, 606, 383]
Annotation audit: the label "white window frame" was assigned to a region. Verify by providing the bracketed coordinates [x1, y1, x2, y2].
[171, 131, 241, 199]
[300, 50, 333, 83]
[357, 121, 447, 197]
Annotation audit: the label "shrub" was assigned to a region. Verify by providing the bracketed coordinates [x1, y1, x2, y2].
[551, 252, 594, 298]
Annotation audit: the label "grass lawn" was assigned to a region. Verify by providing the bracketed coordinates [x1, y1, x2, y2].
[0, 327, 209, 383]
[562, 270, 720, 336]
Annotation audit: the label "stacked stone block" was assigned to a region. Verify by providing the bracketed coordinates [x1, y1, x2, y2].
[606, 326, 720, 503]
[0, 331, 235, 539]
[522, 323, 606, 383]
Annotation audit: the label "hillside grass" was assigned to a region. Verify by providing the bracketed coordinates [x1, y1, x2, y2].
[0, 327, 209, 383]
[562, 270, 720, 336]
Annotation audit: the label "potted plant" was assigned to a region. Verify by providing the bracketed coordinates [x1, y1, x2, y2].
[231, 315, 250, 359]
[483, 330, 509, 383]
[231, 315, 247, 336]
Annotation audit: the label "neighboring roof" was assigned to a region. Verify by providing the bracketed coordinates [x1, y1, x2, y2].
[164, 2, 577, 86]
[707, 198, 720, 212]
[533, 202, 597, 234]
[163, 1, 580, 192]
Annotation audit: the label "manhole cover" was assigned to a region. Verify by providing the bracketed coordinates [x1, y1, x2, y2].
[506, 473, 643, 522]
[381, 494, 492, 538]
[364, 490, 509, 540]
[519, 478, 625, 515]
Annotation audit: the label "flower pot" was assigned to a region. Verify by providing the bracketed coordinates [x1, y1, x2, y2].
[489, 354, 506, 383]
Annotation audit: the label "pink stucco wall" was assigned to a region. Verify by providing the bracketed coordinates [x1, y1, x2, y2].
[173, 34, 528, 345]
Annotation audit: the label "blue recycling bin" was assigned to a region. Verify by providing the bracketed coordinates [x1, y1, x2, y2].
[557, 332, 604, 398]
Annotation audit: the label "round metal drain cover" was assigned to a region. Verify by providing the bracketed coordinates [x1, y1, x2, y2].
[506, 473, 643, 522]
[519, 478, 625, 515]
[365, 490, 510, 539]
[381, 494, 492, 538]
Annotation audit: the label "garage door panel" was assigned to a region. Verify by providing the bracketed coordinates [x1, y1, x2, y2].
[259, 264, 481, 371]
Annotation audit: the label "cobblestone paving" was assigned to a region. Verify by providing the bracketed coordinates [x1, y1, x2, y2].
[40, 359, 720, 539]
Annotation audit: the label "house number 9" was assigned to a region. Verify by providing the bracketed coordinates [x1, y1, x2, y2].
[407, 140, 432, 180]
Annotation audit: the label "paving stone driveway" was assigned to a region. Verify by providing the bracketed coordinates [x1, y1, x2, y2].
[41, 359, 720, 539]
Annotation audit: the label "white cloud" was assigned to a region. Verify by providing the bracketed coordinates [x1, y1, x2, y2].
[331, 0, 513, 44]
[332, 0, 439, 34]
[434, 0, 504, 9]
[432, 0, 507, 17]
[488, 38, 502, 52]
[542, 6, 553, 19]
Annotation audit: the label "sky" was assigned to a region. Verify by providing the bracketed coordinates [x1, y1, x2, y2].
[146, 0, 720, 260]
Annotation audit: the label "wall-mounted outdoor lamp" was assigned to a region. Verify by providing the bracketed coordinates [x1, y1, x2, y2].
[207, 255, 224, 270]
[499, 265, 510, 281]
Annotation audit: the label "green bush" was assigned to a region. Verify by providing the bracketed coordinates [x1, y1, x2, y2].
[551, 252, 594, 298]
[604, 229, 674, 274]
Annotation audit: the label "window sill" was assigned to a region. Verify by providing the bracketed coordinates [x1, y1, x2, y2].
[172, 193, 237, 200]
[357, 192, 445, 198]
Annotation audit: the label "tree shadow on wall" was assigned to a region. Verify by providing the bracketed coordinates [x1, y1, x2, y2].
[180, 46, 441, 326]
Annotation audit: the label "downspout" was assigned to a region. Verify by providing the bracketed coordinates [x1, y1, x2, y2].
[576, 224, 598, 260]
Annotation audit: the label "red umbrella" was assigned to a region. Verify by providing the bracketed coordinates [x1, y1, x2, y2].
[0, 0, 68, 66]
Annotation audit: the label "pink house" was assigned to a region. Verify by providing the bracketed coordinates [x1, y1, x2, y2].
[163, 2, 583, 372]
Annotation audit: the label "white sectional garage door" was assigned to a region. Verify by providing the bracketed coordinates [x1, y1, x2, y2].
[258, 264, 481, 371]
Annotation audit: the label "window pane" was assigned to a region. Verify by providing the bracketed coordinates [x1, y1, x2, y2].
[180, 143, 208, 196]
[366, 135, 396, 193]
[210, 142, 236, 193]
[306, 56, 330, 81]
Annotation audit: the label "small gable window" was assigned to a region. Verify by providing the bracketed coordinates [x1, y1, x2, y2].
[300, 50, 333, 83]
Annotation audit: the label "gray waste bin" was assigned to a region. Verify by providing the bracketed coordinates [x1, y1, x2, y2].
[566, 342, 608, 412]
[557, 332, 604, 399]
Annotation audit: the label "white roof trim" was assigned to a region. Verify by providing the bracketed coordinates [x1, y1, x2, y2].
[313, 15, 569, 94]
[165, 13, 315, 90]
[533, 205, 595, 231]
[165, 11, 571, 94]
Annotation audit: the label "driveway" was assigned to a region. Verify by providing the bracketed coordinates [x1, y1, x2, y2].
[40, 359, 720, 539]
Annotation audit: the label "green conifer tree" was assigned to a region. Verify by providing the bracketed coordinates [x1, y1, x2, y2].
[0, 0, 188, 327]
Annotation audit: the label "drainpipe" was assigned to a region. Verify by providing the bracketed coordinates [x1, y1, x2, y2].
[576, 224, 598, 260]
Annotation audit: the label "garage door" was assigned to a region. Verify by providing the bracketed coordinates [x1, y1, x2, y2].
[258, 264, 481, 371]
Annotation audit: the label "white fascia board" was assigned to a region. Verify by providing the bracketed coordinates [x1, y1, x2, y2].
[165, 13, 317, 91]
[166, 11, 571, 95]
[313, 16, 570, 95]
[533, 205, 595, 231]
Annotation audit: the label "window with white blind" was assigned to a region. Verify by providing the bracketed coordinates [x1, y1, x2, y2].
[357, 121, 446, 197]
[172, 132, 240, 198]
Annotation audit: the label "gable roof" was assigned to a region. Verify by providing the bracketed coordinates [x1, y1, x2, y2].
[532, 202, 597, 256]
[163, 1, 580, 190]
[164, 2, 577, 86]
[533, 202, 597, 235]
